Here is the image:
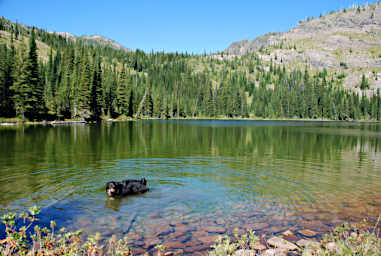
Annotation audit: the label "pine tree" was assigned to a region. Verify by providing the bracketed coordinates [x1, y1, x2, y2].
[127, 88, 135, 117]
[90, 56, 103, 120]
[28, 29, 44, 120]
[11, 39, 29, 120]
[0, 44, 13, 117]
[153, 90, 162, 118]
[142, 89, 153, 116]
[77, 52, 92, 120]
[11, 29, 44, 120]
[116, 66, 129, 115]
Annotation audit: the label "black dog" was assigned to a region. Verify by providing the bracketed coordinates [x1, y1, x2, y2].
[106, 178, 149, 197]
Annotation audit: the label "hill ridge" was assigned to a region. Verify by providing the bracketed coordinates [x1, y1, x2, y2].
[224, 2, 381, 91]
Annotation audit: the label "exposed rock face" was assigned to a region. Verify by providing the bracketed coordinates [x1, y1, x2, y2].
[225, 33, 282, 55]
[226, 3, 381, 58]
[80, 35, 131, 52]
[50, 32, 131, 52]
[224, 3, 381, 91]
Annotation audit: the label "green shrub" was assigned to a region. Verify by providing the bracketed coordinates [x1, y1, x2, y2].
[0, 206, 132, 256]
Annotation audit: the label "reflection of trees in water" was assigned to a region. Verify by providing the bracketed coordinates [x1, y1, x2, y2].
[0, 121, 380, 207]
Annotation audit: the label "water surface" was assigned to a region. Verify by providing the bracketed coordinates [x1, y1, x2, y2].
[1, 120, 381, 254]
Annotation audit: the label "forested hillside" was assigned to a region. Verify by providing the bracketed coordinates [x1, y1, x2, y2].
[0, 15, 380, 122]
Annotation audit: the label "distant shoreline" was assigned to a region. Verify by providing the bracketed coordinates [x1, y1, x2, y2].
[1, 117, 381, 126]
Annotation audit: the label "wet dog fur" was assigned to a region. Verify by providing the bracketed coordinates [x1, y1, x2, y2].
[106, 178, 148, 197]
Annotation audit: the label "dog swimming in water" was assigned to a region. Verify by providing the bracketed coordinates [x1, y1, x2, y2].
[106, 178, 149, 197]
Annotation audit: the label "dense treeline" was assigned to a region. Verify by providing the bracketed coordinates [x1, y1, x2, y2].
[0, 17, 380, 121]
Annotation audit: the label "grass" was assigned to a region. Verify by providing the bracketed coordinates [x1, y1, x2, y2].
[1, 206, 380, 256]
[0, 117, 21, 123]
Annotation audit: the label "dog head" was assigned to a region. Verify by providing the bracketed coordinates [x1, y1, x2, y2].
[141, 178, 147, 185]
[106, 182, 121, 197]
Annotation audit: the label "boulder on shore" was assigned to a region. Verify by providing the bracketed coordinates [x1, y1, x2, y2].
[267, 236, 298, 251]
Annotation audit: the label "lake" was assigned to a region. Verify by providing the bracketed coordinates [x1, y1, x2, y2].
[1, 120, 381, 254]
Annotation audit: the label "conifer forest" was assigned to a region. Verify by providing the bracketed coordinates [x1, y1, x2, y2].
[0, 17, 380, 122]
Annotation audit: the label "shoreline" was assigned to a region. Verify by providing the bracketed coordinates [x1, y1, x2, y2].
[1, 117, 381, 126]
[1, 208, 380, 255]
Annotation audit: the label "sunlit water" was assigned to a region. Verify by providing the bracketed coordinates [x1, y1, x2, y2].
[1, 120, 381, 254]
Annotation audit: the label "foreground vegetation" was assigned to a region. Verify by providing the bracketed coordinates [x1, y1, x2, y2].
[1, 207, 380, 255]
[1, 17, 381, 123]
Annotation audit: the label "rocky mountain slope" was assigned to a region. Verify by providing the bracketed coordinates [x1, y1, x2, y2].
[52, 32, 131, 52]
[225, 3, 381, 92]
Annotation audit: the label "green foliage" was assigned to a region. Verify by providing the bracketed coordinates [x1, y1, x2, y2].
[0, 206, 132, 256]
[360, 74, 370, 90]
[208, 230, 260, 256]
[316, 220, 381, 255]
[339, 62, 348, 69]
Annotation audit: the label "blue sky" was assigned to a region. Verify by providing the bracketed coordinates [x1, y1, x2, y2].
[0, 0, 378, 53]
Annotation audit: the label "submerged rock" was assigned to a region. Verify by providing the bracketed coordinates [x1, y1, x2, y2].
[144, 237, 161, 248]
[281, 230, 294, 237]
[243, 222, 269, 231]
[203, 226, 226, 233]
[298, 229, 317, 237]
[163, 241, 184, 249]
[197, 235, 219, 244]
[267, 236, 298, 251]
[215, 217, 225, 225]
[153, 225, 173, 237]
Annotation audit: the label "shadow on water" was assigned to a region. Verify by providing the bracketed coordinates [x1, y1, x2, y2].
[0, 120, 381, 254]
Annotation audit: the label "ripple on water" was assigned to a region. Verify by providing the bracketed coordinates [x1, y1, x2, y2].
[1, 121, 381, 254]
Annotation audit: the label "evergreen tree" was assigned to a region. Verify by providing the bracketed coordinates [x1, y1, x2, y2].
[116, 66, 129, 115]
[11, 29, 44, 120]
[77, 52, 92, 120]
[0, 44, 14, 117]
[90, 56, 103, 120]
